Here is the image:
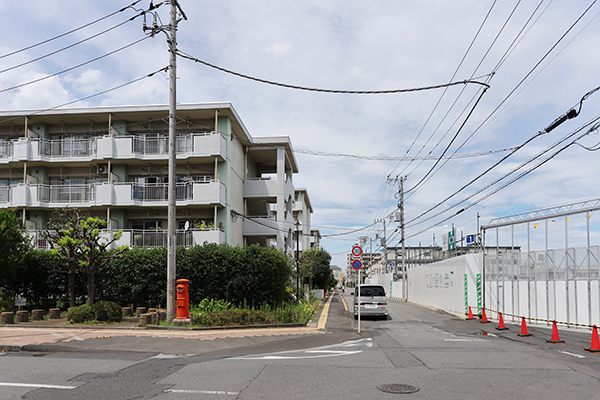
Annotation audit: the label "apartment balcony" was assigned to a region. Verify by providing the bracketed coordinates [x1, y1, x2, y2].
[8, 180, 226, 208]
[244, 175, 295, 199]
[30, 228, 226, 250]
[2, 132, 227, 163]
[116, 229, 226, 248]
[97, 131, 227, 161]
[242, 216, 290, 238]
[0, 185, 10, 203]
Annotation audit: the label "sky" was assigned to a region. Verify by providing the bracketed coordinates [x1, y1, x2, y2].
[1, 0, 600, 270]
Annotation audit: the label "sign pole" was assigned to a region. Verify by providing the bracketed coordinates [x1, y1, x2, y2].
[358, 267, 361, 333]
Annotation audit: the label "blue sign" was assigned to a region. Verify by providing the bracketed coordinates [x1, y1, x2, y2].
[466, 234, 475, 244]
[352, 260, 362, 270]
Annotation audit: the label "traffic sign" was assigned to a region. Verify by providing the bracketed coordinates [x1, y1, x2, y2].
[352, 259, 362, 270]
[351, 245, 362, 257]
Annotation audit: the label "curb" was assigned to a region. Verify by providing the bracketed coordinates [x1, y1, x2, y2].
[144, 322, 307, 331]
[1, 345, 23, 352]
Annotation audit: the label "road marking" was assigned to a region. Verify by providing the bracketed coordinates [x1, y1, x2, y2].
[0, 382, 76, 390]
[444, 338, 486, 342]
[166, 389, 238, 395]
[229, 338, 369, 360]
[151, 353, 193, 359]
[317, 294, 334, 329]
[556, 350, 586, 359]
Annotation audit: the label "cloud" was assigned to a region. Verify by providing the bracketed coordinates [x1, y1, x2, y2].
[1, 0, 599, 269]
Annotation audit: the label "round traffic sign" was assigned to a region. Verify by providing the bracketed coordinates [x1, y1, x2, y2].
[351, 245, 362, 257]
[352, 259, 362, 270]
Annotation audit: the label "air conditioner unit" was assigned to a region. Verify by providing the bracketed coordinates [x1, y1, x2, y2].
[97, 164, 109, 175]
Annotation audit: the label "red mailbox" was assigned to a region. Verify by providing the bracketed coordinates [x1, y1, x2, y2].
[175, 279, 190, 319]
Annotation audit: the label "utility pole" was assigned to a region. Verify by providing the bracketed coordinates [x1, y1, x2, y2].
[399, 176, 406, 302]
[374, 219, 387, 274]
[166, 1, 186, 322]
[296, 219, 300, 301]
[141, 1, 187, 322]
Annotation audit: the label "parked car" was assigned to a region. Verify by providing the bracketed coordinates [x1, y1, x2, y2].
[353, 284, 388, 320]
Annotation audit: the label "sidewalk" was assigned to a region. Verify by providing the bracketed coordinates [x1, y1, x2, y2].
[0, 295, 335, 354]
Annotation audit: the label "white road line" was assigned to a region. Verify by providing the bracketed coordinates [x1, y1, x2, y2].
[444, 339, 486, 342]
[166, 389, 238, 395]
[228, 338, 369, 360]
[556, 350, 586, 359]
[0, 382, 76, 390]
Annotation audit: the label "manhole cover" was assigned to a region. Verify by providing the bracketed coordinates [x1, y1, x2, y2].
[377, 384, 419, 394]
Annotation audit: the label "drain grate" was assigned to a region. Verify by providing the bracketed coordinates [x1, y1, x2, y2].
[377, 384, 419, 394]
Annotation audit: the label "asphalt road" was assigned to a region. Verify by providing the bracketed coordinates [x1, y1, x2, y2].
[1, 292, 600, 399]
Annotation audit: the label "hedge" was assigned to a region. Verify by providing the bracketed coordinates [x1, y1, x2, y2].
[5, 244, 293, 310]
[96, 243, 293, 308]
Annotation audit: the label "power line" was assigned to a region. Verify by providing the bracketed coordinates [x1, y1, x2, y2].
[403, 118, 600, 242]
[294, 146, 517, 161]
[0, 12, 144, 75]
[405, 85, 598, 227]
[390, 1, 499, 178]
[406, 87, 489, 193]
[0, 36, 151, 95]
[0, 66, 169, 126]
[0, 0, 143, 60]
[402, 1, 596, 202]
[444, 0, 598, 162]
[175, 49, 490, 94]
[402, 0, 526, 178]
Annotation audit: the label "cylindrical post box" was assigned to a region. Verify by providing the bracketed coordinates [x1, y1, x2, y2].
[175, 279, 190, 319]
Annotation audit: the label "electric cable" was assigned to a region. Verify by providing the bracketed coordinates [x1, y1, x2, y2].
[440, 0, 598, 163]
[389, 1, 499, 178]
[401, 1, 591, 202]
[0, 66, 169, 126]
[0, 12, 144, 75]
[0, 36, 151, 95]
[405, 87, 489, 193]
[403, 118, 600, 241]
[401, 0, 525, 181]
[0, 0, 143, 60]
[405, 84, 599, 220]
[175, 49, 490, 94]
[405, 88, 596, 227]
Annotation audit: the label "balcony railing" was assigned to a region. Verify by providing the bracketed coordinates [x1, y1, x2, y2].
[0, 185, 10, 203]
[29, 228, 223, 249]
[128, 229, 193, 248]
[132, 134, 195, 155]
[131, 182, 193, 201]
[0, 140, 12, 159]
[39, 137, 96, 157]
[38, 184, 95, 203]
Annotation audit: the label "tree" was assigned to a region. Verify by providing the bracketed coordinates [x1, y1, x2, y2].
[299, 248, 332, 290]
[0, 208, 31, 292]
[45, 208, 127, 306]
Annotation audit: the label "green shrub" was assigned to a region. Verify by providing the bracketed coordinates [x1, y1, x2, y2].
[66, 304, 94, 323]
[197, 298, 231, 313]
[92, 300, 122, 322]
[0, 290, 15, 313]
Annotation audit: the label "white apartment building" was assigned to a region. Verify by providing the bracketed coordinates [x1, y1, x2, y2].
[293, 188, 313, 253]
[0, 102, 301, 252]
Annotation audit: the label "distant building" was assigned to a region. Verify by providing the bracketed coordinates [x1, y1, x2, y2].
[330, 265, 342, 288]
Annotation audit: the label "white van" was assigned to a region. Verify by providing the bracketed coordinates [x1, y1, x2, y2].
[352, 284, 388, 320]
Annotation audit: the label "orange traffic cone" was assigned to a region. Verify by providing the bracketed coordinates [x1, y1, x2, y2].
[480, 308, 491, 324]
[517, 316, 532, 337]
[466, 306, 475, 320]
[547, 320, 564, 343]
[585, 325, 600, 353]
[496, 312, 508, 330]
